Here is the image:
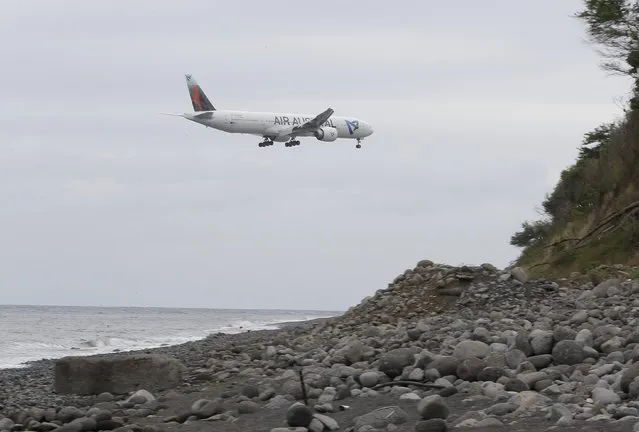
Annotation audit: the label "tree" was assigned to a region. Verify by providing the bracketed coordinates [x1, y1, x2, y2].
[575, 0, 639, 76]
[510, 220, 552, 248]
[577, 122, 616, 159]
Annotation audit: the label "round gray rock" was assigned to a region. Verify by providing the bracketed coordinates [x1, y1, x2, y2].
[237, 400, 260, 414]
[417, 394, 449, 420]
[379, 348, 416, 378]
[453, 340, 490, 360]
[529, 330, 554, 355]
[552, 340, 585, 365]
[621, 362, 639, 394]
[359, 371, 379, 388]
[456, 357, 485, 382]
[286, 402, 313, 427]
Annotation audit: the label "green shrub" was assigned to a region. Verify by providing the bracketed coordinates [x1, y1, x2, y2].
[510, 220, 553, 248]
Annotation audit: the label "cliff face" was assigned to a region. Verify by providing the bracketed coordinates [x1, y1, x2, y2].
[508, 1, 639, 278]
[511, 110, 639, 279]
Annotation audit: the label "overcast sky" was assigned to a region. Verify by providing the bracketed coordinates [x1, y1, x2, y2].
[0, 1, 632, 311]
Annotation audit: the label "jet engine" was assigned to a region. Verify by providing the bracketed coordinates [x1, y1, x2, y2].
[314, 127, 338, 142]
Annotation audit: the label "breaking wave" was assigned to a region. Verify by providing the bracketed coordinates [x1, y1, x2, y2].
[0, 307, 339, 369]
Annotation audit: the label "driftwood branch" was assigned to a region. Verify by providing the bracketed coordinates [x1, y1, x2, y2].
[298, 368, 308, 406]
[545, 237, 581, 249]
[529, 261, 552, 270]
[371, 380, 447, 390]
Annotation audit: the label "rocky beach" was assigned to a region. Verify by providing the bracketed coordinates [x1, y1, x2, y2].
[2, 260, 639, 432]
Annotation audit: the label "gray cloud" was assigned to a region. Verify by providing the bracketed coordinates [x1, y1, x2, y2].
[0, 0, 632, 310]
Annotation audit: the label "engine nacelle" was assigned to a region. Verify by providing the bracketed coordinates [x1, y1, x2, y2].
[314, 126, 338, 142]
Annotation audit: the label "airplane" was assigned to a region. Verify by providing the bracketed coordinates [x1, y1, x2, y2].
[163, 74, 374, 149]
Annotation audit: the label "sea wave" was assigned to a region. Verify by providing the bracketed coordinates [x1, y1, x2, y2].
[0, 311, 338, 369]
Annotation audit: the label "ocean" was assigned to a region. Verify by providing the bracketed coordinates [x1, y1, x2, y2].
[0, 305, 341, 369]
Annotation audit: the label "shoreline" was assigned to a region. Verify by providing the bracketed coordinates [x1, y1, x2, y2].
[0, 315, 337, 372]
[1, 317, 334, 373]
[0, 313, 335, 416]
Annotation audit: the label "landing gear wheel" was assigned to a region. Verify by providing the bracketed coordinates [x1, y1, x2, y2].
[356, 139, 362, 149]
[286, 140, 300, 147]
[259, 139, 274, 147]
[356, 144, 361, 149]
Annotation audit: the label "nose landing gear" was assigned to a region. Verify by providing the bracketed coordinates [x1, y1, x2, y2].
[356, 138, 362, 149]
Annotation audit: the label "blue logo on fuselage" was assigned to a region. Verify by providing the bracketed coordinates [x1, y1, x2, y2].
[345, 119, 359, 135]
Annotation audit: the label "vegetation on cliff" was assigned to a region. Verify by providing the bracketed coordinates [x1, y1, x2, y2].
[511, 0, 639, 277]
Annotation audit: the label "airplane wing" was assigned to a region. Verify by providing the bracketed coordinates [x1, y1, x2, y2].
[273, 108, 334, 138]
[293, 107, 334, 133]
[292, 108, 335, 133]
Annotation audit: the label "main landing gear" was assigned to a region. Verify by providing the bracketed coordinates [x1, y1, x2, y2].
[285, 140, 300, 147]
[258, 139, 273, 147]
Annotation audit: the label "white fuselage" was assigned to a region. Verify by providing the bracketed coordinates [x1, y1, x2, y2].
[184, 109, 374, 142]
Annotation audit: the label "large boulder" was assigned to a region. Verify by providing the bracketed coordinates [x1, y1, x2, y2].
[54, 354, 187, 395]
[453, 340, 490, 360]
[551, 340, 585, 365]
[417, 394, 449, 420]
[378, 348, 417, 378]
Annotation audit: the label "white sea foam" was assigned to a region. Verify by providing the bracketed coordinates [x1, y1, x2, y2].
[0, 306, 339, 369]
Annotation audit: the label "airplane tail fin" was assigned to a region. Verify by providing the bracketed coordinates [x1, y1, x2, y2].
[185, 74, 216, 112]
